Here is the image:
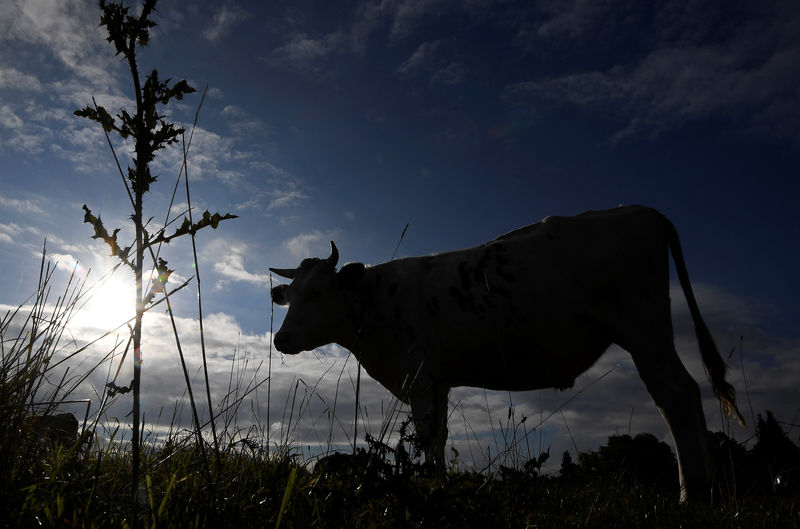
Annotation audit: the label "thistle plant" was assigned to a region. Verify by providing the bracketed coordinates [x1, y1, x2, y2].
[75, 0, 235, 521]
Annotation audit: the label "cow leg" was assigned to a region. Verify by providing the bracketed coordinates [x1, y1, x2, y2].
[627, 342, 713, 501]
[408, 380, 449, 470]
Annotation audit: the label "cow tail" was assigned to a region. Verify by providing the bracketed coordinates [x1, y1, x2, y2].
[666, 217, 746, 425]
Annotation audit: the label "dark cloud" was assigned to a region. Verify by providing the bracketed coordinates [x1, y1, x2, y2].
[504, 0, 800, 143]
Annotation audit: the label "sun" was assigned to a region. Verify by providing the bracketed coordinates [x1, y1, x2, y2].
[76, 274, 137, 332]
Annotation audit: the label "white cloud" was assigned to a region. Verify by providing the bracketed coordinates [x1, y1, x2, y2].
[0, 105, 24, 129]
[0, 0, 118, 86]
[0, 194, 45, 215]
[397, 40, 441, 75]
[270, 0, 453, 77]
[49, 251, 82, 273]
[430, 62, 467, 86]
[206, 239, 270, 288]
[504, 71, 619, 109]
[381, 0, 452, 41]
[22, 101, 72, 124]
[0, 77, 131, 159]
[284, 33, 338, 60]
[0, 106, 54, 154]
[207, 87, 224, 99]
[670, 281, 766, 330]
[270, 32, 347, 77]
[220, 105, 271, 136]
[203, 5, 249, 42]
[0, 222, 23, 244]
[234, 175, 307, 213]
[2, 129, 51, 154]
[152, 126, 244, 185]
[0, 67, 43, 91]
[49, 122, 116, 173]
[249, 161, 291, 179]
[284, 230, 339, 260]
[267, 182, 307, 211]
[52, 79, 133, 114]
[169, 202, 191, 217]
[396, 40, 466, 86]
[220, 105, 247, 120]
[533, 0, 613, 41]
[234, 195, 264, 212]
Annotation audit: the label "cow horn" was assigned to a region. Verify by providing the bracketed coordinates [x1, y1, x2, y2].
[269, 267, 296, 279]
[327, 241, 339, 268]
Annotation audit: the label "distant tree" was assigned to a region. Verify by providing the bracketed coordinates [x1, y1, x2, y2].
[578, 433, 678, 493]
[709, 410, 800, 497]
[753, 410, 800, 490]
[559, 450, 578, 481]
[708, 430, 750, 498]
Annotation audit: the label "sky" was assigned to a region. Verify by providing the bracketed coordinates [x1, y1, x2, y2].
[1, 0, 799, 471]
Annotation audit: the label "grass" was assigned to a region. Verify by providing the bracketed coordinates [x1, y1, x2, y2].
[5, 435, 800, 528]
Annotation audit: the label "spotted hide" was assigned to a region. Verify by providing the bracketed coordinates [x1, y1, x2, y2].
[269, 205, 743, 501]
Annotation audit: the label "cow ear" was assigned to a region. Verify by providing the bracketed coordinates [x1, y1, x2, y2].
[271, 284, 290, 306]
[338, 262, 365, 287]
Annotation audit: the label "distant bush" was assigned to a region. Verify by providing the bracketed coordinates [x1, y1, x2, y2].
[561, 433, 679, 494]
[711, 410, 800, 497]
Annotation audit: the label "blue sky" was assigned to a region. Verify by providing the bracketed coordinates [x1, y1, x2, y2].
[1, 0, 799, 468]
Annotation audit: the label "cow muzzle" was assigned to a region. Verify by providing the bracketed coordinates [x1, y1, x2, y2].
[273, 330, 302, 355]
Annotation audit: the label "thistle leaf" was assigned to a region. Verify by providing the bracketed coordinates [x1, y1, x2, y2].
[82, 204, 134, 269]
[143, 257, 173, 306]
[147, 211, 238, 246]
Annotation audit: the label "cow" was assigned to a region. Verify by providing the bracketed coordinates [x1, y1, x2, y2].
[269, 205, 744, 501]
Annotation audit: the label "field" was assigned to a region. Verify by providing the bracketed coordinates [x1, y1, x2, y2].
[3, 425, 799, 528]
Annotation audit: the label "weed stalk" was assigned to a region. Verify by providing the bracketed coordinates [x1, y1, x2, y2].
[75, 1, 235, 523]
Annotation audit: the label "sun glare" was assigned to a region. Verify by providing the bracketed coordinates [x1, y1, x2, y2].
[76, 275, 137, 332]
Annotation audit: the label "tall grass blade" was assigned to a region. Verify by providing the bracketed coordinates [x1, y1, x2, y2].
[275, 465, 297, 529]
[180, 93, 222, 471]
[157, 473, 177, 522]
[268, 274, 274, 456]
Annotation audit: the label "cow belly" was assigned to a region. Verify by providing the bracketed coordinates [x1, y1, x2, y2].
[436, 330, 611, 392]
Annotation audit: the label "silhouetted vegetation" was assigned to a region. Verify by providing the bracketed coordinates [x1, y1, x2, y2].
[73, 0, 235, 523]
[565, 433, 679, 495]
[3, 403, 800, 528]
[710, 410, 800, 498]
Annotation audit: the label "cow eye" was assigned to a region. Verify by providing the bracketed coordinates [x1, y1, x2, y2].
[270, 284, 290, 306]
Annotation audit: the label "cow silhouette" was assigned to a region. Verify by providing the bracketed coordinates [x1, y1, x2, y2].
[270, 205, 743, 500]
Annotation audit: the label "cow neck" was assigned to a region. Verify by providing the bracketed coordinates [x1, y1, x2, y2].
[340, 279, 374, 358]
